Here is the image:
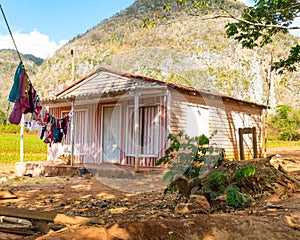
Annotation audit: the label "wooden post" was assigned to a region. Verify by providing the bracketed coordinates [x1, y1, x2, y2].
[71, 49, 75, 82]
[263, 51, 273, 157]
[238, 128, 244, 160]
[239, 127, 258, 160]
[252, 127, 258, 158]
[134, 92, 139, 172]
[20, 114, 24, 162]
[70, 100, 75, 166]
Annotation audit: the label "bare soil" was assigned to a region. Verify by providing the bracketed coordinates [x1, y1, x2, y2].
[0, 146, 299, 240]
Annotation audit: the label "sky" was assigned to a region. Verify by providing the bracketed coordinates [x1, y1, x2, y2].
[0, 0, 299, 59]
[0, 0, 135, 59]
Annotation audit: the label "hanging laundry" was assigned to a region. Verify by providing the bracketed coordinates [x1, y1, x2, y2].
[8, 65, 26, 125]
[23, 81, 35, 114]
[8, 61, 23, 103]
[19, 71, 30, 111]
[62, 116, 69, 136]
[8, 99, 23, 125]
[33, 96, 42, 121]
[39, 108, 70, 146]
[8, 63, 38, 125]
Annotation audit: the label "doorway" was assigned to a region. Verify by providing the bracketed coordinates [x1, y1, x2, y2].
[102, 105, 121, 163]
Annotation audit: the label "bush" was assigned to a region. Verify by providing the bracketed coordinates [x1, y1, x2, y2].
[205, 165, 256, 208]
[157, 130, 225, 196]
[268, 105, 300, 141]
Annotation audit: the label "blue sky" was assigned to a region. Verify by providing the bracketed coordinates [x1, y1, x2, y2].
[0, 0, 135, 58]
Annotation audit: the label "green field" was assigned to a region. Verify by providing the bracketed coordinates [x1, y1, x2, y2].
[0, 133, 47, 163]
[266, 140, 300, 147]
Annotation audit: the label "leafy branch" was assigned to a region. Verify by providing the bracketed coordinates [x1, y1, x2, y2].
[142, 0, 300, 73]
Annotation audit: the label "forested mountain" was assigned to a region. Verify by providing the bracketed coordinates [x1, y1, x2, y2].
[1, 0, 299, 112]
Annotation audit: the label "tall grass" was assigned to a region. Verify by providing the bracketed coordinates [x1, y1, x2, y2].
[266, 140, 300, 147]
[0, 133, 47, 163]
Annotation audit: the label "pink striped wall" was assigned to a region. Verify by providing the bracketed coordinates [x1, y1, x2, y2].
[48, 95, 169, 167]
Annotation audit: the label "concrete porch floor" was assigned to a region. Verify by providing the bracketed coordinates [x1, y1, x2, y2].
[15, 162, 165, 179]
[14, 162, 168, 193]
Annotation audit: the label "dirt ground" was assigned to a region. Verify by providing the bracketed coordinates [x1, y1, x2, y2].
[0, 146, 299, 240]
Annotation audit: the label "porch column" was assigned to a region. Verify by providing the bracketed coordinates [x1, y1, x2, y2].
[70, 100, 75, 166]
[134, 91, 140, 172]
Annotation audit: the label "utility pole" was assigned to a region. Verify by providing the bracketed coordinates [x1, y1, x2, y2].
[263, 51, 273, 158]
[71, 49, 75, 82]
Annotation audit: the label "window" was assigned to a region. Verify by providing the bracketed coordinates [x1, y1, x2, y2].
[126, 106, 159, 157]
[186, 105, 209, 137]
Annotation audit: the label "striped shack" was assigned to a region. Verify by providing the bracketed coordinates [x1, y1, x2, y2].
[43, 67, 266, 168]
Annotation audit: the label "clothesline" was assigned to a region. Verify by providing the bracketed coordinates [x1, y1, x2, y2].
[0, 4, 22, 62]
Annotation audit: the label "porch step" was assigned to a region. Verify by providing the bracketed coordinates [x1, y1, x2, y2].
[85, 163, 135, 179]
[15, 162, 136, 179]
[15, 162, 83, 177]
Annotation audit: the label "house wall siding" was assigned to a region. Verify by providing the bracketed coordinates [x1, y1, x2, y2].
[169, 90, 263, 160]
[48, 103, 101, 164]
[47, 95, 169, 167]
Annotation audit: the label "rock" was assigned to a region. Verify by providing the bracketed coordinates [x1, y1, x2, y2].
[0, 189, 18, 199]
[175, 203, 200, 214]
[190, 186, 200, 195]
[189, 194, 210, 212]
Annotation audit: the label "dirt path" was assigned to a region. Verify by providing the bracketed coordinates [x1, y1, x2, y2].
[0, 146, 299, 239]
[267, 146, 300, 158]
[0, 174, 299, 240]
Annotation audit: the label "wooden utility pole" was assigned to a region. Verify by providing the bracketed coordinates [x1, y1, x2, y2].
[71, 49, 75, 82]
[263, 51, 273, 158]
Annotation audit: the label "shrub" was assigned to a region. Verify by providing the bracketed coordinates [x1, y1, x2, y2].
[157, 130, 225, 196]
[268, 105, 300, 141]
[205, 165, 256, 208]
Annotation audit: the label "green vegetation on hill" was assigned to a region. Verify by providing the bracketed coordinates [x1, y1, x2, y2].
[32, 0, 299, 109]
[0, 0, 299, 112]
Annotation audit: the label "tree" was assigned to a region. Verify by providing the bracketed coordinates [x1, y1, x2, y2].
[269, 105, 300, 141]
[145, 0, 300, 73]
[226, 0, 300, 73]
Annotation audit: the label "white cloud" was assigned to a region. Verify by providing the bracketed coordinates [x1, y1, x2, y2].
[0, 30, 67, 59]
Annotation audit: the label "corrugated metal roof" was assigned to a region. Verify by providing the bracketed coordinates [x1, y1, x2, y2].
[42, 83, 166, 104]
[43, 67, 266, 109]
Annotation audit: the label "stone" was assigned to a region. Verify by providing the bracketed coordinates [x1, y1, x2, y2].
[189, 194, 210, 212]
[175, 203, 200, 214]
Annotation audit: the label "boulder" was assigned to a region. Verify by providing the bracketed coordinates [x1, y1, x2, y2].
[189, 194, 210, 212]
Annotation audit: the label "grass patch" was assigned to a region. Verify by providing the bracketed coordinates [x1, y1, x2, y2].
[0, 133, 47, 163]
[266, 140, 300, 147]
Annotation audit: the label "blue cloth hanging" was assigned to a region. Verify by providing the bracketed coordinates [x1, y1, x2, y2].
[8, 61, 23, 103]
